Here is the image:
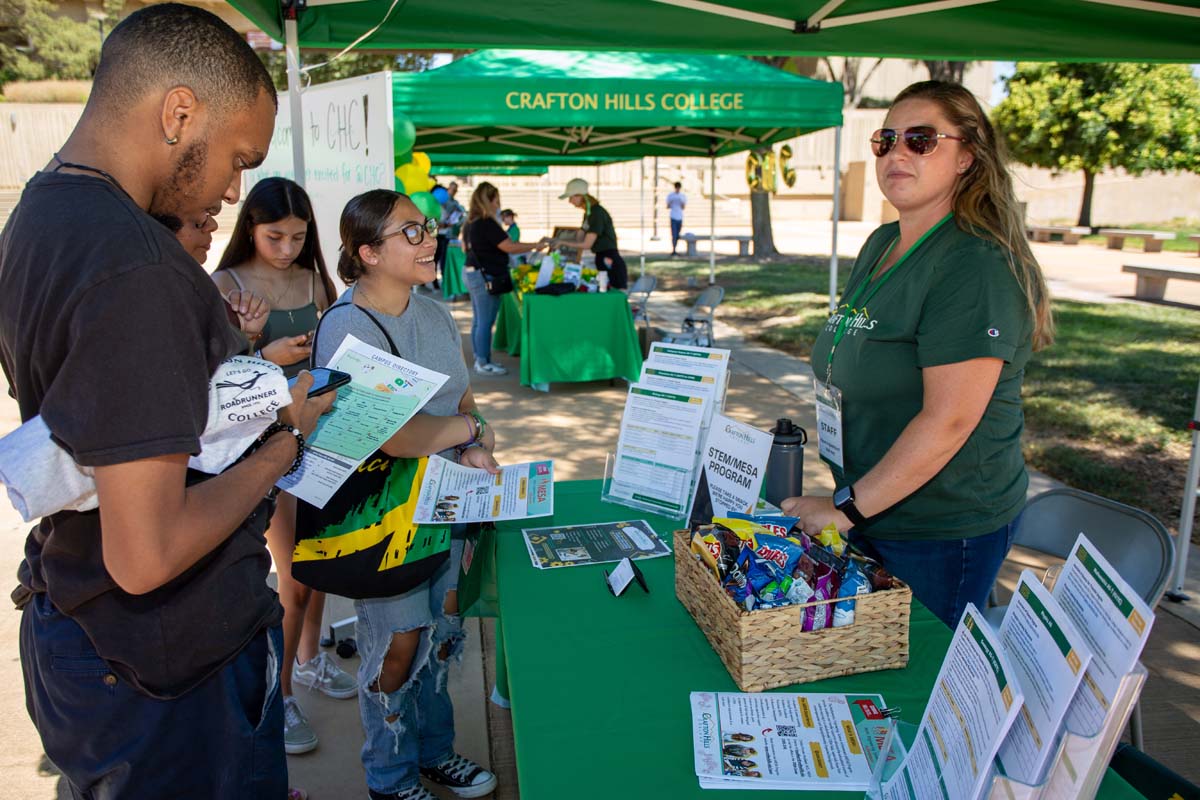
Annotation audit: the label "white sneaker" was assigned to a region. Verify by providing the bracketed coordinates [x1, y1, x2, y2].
[473, 361, 508, 376]
[283, 696, 318, 755]
[293, 651, 358, 699]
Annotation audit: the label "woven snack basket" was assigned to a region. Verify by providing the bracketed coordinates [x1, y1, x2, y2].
[674, 529, 911, 692]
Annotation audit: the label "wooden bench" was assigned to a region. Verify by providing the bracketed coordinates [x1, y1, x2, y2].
[1122, 263, 1200, 300]
[682, 232, 753, 258]
[1098, 228, 1175, 253]
[1027, 225, 1090, 245]
[1189, 233, 1200, 255]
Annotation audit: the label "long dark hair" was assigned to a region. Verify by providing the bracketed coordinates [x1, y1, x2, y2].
[215, 177, 337, 305]
[337, 189, 407, 284]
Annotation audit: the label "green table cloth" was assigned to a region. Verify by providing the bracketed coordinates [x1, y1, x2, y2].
[516, 291, 642, 387]
[492, 291, 523, 356]
[490, 480, 1146, 800]
[442, 241, 467, 299]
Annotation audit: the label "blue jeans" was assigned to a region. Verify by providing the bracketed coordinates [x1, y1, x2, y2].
[20, 593, 286, 799]
[670, 217, 684, 250]
[355, 540, 465, 795]
[849, 517, 1019, 628]
[466, 269, 500, 366]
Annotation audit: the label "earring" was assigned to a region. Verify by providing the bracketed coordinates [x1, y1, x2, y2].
[165, 135, 179, 146]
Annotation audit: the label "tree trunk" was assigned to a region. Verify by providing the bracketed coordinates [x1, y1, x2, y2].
[1077, 170, 1096, 228]
[922, 60, 969, 84]
[750, 189, 779, 260]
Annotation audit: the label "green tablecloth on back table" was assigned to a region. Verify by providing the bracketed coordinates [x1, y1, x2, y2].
[442, 241, 467, 299]
[491, 480, 1145, 800]
[492, 291, 642, 387]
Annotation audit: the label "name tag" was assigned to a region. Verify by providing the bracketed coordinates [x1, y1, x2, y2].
[814, 379, 845, 471]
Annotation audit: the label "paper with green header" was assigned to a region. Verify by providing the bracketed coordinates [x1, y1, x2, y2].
[278, 334, 447, 508]
[691, 691, 889, 790]
[609, 383, 708, 514]
[996, 570, 1093, 785]
[880, 604, 1023, 800]
[521, 520, 669, 569]
[646, 341, 730, 406]
[412, 454, 553, 523]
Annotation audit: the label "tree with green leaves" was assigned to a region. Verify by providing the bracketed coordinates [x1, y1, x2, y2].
[0, 0, 106, 84]
[993, 62, 1200, 227]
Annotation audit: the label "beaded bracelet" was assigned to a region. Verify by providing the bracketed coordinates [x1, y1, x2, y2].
[468, 409, 487, 443]
[255, 422, 306, 477]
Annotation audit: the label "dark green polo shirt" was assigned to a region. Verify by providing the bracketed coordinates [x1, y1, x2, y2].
[583, 201, 618, 252]
[810, 218, 1033, 540]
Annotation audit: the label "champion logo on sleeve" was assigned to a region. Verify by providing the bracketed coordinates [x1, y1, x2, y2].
[987, 327, 1000, 338]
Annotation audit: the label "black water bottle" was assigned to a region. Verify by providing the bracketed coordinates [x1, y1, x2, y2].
[764, 418, 807, 507]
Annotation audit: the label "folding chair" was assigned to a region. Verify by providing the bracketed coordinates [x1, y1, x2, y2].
[628, 274, 657, 327]
[986, 487, 1174, 751]
[662, 285, 724, 348]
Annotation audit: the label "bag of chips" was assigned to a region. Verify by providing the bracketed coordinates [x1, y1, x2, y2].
[833, 562, 871, 628]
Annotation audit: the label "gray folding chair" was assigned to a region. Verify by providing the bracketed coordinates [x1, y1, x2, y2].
[986, 487, 1174, 751]
[628, 274, 657, 326]
[662, 285, 724, 348]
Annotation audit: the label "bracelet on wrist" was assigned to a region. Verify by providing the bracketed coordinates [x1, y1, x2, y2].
[256, 421, 306, 477]
[457, 412, 477, 445]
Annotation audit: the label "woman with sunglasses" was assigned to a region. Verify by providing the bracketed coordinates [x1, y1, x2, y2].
[462, 181, 546, 376]
[782, 81, 1053, 628]
[313, 190, 499, 800]
[211, 178, 354, 758]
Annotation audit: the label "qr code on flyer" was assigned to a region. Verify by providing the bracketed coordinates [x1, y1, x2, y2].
[775, 725, 797, 737]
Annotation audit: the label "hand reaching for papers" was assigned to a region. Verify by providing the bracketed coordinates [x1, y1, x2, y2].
[279, 371, 336, 438]
[460, 444, 499, 474]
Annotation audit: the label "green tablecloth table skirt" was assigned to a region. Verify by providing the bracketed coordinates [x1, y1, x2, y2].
[492, 291, 523, 356]
[442, 242, 467, 299]
[487, 480, 1147, 800]
[517, 291, 642, 387]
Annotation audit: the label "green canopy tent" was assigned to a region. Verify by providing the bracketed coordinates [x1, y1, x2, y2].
[230, 0, 1200, 62]
[392, 49, 844, 282]
[429, 164, 549, 176]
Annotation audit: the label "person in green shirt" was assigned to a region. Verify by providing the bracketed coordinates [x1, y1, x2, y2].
[550, 177, 628, 289]
[782, 81, 1054, 627]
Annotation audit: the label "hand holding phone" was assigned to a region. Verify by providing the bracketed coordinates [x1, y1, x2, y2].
[288, 367, 351, 398]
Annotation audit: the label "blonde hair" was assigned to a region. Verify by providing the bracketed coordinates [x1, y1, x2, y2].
[893, 81, 1054, 350]
[462, 181, 499, 252]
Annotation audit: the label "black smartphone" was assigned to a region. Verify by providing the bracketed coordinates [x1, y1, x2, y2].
[288, 368, 351, 398]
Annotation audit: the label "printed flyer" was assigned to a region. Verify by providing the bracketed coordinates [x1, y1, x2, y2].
[688, 414, 773, 524]
[522, 520, 669, 569]
[412, 455, 554, 524]
[609, 383, 707, 514]
[691, 691, 888, 791]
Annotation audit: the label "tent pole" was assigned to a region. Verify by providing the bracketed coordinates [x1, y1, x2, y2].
[829, 125, 842, 312]
[284, 17, 306, 188]
[651, 157, 660, 240]
[1168, 376, 1199, 600]
[709, 156, 716, 285]
[639, 157, 646, 277]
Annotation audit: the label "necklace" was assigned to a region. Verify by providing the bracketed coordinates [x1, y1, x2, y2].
[245, 263, 302, 323]
[51, 154, 134, 201]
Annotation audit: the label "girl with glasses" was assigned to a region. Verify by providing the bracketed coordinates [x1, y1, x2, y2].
[782, 81, 1053, 628]
[211, 177, 354, 757]
[311, 190, 500, 800]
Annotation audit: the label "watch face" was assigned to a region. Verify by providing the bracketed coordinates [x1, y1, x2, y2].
[833, 486, 851, 507]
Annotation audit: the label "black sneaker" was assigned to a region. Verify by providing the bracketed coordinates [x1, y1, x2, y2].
[420, 754, 498, 798]
[368, 786, 436, 800]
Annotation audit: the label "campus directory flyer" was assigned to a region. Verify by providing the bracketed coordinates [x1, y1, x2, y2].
[521, 520, 669, 569]
[691, 691, 888, 791]
[278, 334, 448, 508]
[412, 455, 554, 524]
[609, 383, 708, 515]
[879, 604, 1023, 800]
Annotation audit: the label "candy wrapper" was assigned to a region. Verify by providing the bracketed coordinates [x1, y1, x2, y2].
[814, 523, 846, 557]
[833, 562, 871, 628]
[800, 562, 840, 631]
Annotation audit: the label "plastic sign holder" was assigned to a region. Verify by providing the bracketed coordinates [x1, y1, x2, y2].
[600, 452, 692, 521]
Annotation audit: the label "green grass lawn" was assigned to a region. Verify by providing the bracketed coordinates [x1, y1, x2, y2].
[650, 256, 1200, 530]
[1065, 219, 1200, 253]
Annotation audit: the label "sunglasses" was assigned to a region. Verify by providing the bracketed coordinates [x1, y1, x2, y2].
[377, 217, 439, 246]
[870, 126, 967, 157]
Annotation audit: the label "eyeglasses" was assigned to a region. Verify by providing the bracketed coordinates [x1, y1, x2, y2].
[377, 217, 439, 246]
[870, 126, 967, 157]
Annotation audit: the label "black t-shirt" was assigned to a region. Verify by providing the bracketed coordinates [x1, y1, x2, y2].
[0, 172, 282, 698]
[464, 217, 511, 276]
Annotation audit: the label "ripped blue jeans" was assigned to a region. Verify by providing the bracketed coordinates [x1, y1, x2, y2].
[355, 538, 465, 795]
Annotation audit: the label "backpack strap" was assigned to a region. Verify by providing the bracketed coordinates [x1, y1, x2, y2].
[310, 299, 401, 370]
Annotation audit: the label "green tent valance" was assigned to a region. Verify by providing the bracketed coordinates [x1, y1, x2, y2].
[228, 0, 1200, 62]
[392, 50, 843, 159]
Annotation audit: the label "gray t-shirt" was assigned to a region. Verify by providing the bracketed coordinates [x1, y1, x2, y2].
[313, 287, 470, 458]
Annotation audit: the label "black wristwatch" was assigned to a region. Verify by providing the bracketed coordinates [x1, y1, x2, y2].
[833, 484, 867, 527]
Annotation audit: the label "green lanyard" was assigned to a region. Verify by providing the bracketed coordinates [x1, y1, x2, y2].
[824, 213, 953, 384]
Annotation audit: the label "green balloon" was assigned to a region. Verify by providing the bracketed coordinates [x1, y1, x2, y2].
[409, 191, 442, 220]
[394, 115, 416, 158]
[394, 175, 406, 193]
[395, 150, 413, 167]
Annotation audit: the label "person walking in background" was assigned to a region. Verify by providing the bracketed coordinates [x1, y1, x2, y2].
[666, 181, 687, 256]
[550, 177, 628, 289]
[211, 177, 356, 757]
[782, 81, 1053, 628]
[0, 5, 333, 797]
[463, 183, 546, 376]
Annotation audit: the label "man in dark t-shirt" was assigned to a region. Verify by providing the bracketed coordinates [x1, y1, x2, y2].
[0, 6, 331, 797]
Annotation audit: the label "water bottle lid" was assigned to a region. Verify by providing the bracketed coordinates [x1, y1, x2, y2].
[770, 418, 807, 445]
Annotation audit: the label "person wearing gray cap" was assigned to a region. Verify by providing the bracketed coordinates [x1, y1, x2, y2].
[549, 177, 628, 289]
